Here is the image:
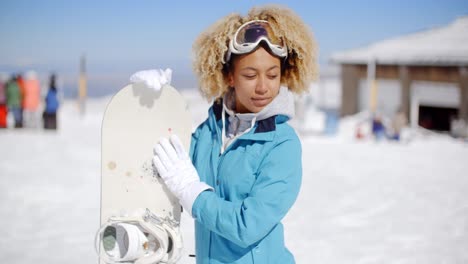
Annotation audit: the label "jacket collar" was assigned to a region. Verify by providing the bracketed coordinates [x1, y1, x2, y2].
[211, 99, 278, 134]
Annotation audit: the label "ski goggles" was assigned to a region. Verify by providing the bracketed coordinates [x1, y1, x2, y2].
[225, 20, 288, 63]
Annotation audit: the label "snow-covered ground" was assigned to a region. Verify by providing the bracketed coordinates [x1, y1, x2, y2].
[1, 88, 467, 264]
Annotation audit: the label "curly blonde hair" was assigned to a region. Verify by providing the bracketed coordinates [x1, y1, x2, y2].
[192, 4, 318, 100]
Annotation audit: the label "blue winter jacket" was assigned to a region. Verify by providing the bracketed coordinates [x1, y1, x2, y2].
[44, 89, 59, 114]
[190, 97, 302, 263]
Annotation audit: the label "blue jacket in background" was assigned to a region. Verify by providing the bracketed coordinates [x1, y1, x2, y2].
[44, 89, 59, 114]
[190, 101, 302, 264]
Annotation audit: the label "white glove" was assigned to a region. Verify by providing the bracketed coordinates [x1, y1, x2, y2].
[129, 68, 172, 91]
[153, 135, 212, 216]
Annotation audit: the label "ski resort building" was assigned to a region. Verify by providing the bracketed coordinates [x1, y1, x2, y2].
[330, 16, 468, 132]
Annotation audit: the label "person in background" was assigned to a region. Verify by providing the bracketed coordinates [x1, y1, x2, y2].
[371, 113, 386, 141]
[152, 4, 317, 263]
[6, 75, 23, 128]
[390, 107, 408, 141]
[17, 73, 26, 108]
[0, 73, 8, 128]
[43, 74, 59, 130]
[22, 71, 41, 128]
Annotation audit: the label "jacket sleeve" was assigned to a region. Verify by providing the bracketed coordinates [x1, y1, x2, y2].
[191, 137, 302, 248]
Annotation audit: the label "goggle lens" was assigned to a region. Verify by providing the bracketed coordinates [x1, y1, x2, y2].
[235, 21, 284, 48]
[225, 20, 287, 63]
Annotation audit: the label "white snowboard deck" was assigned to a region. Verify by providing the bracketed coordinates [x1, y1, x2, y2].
[100, 84, 192, 259]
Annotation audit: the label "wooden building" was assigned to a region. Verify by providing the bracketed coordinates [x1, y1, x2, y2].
[331, 16, 468, 131]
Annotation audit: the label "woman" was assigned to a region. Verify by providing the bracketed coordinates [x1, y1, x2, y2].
[153, 5, 317, 263]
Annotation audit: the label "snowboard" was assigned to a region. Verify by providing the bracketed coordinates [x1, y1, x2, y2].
[97, 82, 192, 264]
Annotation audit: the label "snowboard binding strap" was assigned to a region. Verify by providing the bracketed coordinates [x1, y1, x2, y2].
[95, 209, 182, 264]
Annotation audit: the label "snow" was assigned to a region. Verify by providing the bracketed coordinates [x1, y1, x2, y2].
[1, 88, 468, 264]
[330, 16, 468, 66]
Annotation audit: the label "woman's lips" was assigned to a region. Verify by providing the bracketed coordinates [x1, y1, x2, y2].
[251, 97, 271, 107]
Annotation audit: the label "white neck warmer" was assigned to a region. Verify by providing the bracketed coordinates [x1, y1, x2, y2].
[220, 86, 295, 152]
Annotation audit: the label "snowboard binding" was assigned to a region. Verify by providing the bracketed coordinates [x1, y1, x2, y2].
[95, 208, 182, 264]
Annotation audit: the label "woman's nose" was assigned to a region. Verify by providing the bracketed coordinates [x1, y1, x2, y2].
[255, 76, 268, 94]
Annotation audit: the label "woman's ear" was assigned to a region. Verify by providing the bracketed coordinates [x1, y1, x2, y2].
[228, 72, 234, 87]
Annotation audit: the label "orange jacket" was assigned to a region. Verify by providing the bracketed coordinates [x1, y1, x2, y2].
[22, 78, 41, 111]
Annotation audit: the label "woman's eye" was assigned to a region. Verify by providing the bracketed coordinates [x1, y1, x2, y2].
[268, 75, 278, 79]
[244, 75, 256, 79]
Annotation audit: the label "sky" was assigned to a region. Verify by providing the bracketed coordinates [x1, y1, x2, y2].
[1, 0, 467, 97]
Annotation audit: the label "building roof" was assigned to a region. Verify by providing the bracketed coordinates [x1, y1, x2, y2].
[330, 16, 468, 66]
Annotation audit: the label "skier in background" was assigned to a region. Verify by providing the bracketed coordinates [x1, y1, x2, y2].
[22, 71, 41, 128]
[152, 5, 317, 263]
[390, 107, 408, 141]
[6, 75, 23, 128]
[43, 74, 59, 130]
[0, 73, 8, 128]
[371, 113, 386, 141]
